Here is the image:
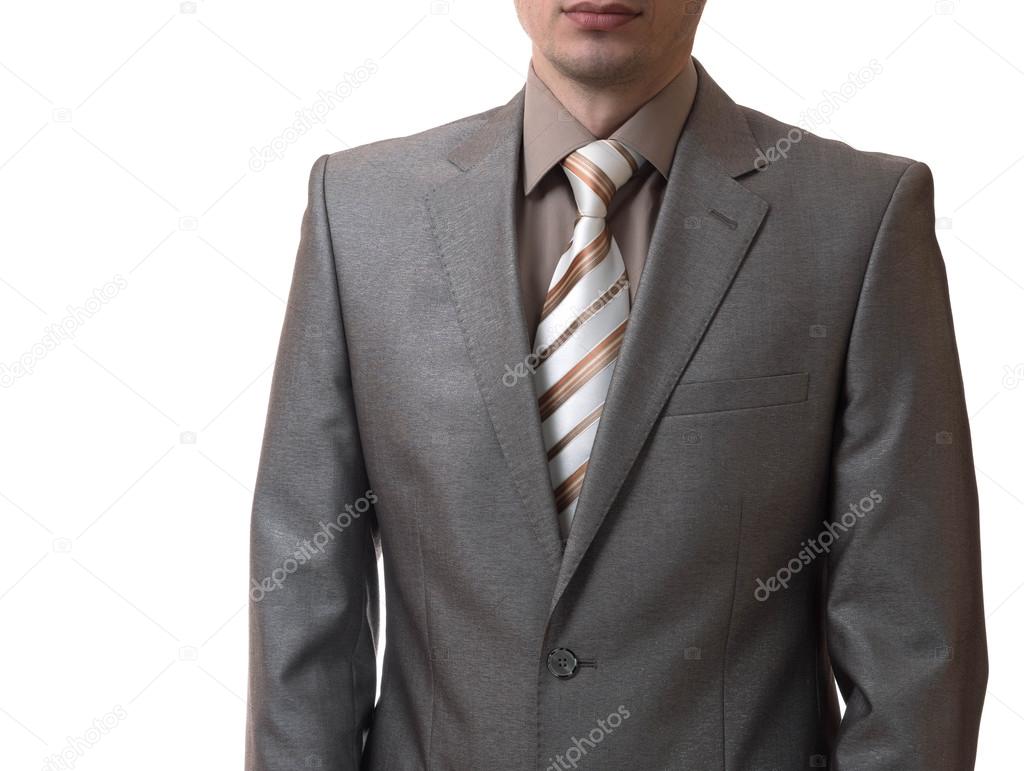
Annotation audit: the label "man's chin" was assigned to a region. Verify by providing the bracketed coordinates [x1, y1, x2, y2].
[548, 45, 643, 82]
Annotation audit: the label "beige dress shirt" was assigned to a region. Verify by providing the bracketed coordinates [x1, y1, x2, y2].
[516, 58, 698, 344]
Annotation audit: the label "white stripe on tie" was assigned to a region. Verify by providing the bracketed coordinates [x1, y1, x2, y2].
[533, 138, 645, 543]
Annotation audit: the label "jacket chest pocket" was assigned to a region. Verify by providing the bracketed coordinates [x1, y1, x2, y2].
[662, 371, 809, 417]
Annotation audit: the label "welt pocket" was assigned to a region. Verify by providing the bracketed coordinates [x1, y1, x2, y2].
[662, 371, 809, 417]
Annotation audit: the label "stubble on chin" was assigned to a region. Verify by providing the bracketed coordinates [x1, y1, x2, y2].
[542, 39, 649, 88]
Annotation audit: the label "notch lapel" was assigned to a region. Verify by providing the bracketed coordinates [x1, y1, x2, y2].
[425, 88, 566, 571]
[549, 60, 771, 613]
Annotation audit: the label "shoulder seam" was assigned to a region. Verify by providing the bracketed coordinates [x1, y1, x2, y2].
[843, 159, 920, 352]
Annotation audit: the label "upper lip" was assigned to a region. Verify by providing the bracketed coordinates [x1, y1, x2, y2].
[563, 2, 640, 14]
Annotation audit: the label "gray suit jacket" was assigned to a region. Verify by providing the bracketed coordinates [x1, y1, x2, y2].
[246, 59, 987, 770]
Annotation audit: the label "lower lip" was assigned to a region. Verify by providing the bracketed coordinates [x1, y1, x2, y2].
[564, 10, 640, 31]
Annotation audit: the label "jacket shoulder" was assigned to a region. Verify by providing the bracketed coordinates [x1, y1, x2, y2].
[738, 104, 922, 190]
[319, 102, 504, 184]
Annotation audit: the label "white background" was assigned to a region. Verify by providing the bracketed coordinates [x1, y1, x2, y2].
[1, 1, 1021, 768]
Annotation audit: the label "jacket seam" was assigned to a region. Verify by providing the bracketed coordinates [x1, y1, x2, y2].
[823, 159, 920, 766]
[838, 160, 919, 363]
[316, 151, 374, 768]
[720, 494, 744, 771]
[416, 506, 437, 768]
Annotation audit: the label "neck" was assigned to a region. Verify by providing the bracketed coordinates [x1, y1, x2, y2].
[530, 53, 692, 137]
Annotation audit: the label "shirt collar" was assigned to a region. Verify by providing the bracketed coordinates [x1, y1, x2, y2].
[521, 57, 698, 195]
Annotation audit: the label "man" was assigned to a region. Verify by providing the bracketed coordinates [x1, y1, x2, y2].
[246, 1, 988, 768]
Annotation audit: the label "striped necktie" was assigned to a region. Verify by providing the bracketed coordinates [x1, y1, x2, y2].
[532, 138, 645, 542]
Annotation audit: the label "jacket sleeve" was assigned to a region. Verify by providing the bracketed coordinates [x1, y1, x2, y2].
[245, 153, 380, 771]
[826, 161, 987, 769]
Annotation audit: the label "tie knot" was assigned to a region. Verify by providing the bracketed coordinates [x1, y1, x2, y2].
[561, 139, 645, 218]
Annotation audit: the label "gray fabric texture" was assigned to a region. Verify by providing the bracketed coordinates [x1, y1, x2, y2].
[245, 59, 987, 771]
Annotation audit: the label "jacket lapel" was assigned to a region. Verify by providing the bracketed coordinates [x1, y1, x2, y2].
[425, 88, 566, 572]
[550, 60, 771, 612]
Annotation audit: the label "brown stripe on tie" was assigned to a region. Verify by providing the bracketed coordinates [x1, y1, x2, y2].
[537, 273, 628, 364]
[563, 152, 615, 206]
[604, 139, 638, 173]
[547, 404, 604, 461]
[540, 228, 610, 320]
[562, 153, 615, 208]
[554, 461, 588, 513]
[537, 320, 628, 421]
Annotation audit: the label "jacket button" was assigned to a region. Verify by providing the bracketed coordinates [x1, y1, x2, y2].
[546, 647, 579, 679]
